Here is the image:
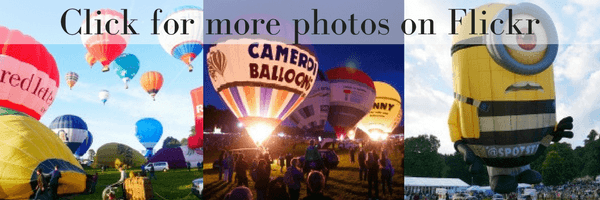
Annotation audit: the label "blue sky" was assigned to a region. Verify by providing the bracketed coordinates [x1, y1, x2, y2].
[405, 0, 600, 153]
[1, 0, 203, 157]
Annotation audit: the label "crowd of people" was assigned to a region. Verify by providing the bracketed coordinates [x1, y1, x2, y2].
[535, 180, 600, 199]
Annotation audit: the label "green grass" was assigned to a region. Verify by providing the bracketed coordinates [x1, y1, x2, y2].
[202, 150, 403, 200]
[62, 168, 203, 200]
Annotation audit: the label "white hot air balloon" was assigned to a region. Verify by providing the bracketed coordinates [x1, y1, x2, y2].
[158, 6, 203, 72]
[99, 90, 110, 105]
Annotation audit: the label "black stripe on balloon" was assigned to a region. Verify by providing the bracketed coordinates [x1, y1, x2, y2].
[216, 81, 305, 97]
[478, 100, 555, 117]
[462, 127, 553, 146]
[481, 154, 540, 168]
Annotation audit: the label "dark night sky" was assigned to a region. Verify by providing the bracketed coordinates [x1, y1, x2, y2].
[203, 44, 405, 130]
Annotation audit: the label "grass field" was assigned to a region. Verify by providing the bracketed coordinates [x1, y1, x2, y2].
[62, 168, 203, 200]
[202, 150, 403, 200]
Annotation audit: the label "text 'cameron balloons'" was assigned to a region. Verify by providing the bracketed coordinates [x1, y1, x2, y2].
[49, 115, 89, 154]
[326, 67, 376, 140]
[207, 39, 318, 145]
[75, 131, 93, 158]
[158, 6, 203, 72]
[189, 86, 203, 149]
[0, 26, 59, 120]
[135, 118, 163, 158]
[287, 70, 330, 133]
[66, 72, 79, 90]
[140, 71, 163, 101]
[113, 53, 140, 89]
[357, 81, 402, 141]
[99, 90, 109, 105]
[81, 9, 130, 72]
[0, 113, 86, 199]
[85, 52, 96, 68]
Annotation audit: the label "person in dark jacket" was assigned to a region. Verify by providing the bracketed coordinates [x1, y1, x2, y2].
[279, 154, 285, 173]
[34, 168, 48, 199]
[302, 171, 333, 200]
[267, 177, 289, 200]
[219, 150, 225, 181]
[285, 159, 304, 200]
[49, 165, 62, 200]
[358, 148, 367, 181]
[236, 154, 249, 187]
[256, 160, 270, 200]
[367, 151, 380, 199]
[350, 147, 356, 163]
[285, 153, 293, 169]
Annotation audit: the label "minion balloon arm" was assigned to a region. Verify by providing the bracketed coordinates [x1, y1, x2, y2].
[449, 101, 484, 174]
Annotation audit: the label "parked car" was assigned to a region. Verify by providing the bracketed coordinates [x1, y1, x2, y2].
[191, 178, 203, 199]
[296, 149, 340, 168]
[144, 162, 169, 171]
[492, 194, 504, 200]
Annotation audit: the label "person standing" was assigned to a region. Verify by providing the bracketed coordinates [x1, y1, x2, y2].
[236, 154, 249, 187]
[34, 168, 48, 199]
[197, 162, 202, 171]
[255, 160, 270, 200]
[380, 151, 394, 197]
[187, 162, 191, 171]
[350, 147, 356, 163]
[90, 172, 99, 194]
[285, 153, 293, 170]
[358, 148, 367, 181]
[149, 164, 157, 180]
[219, 150, 225, 181]
[227, 153, 235, 183]
[284, 159, 304, 200]
[118, 166, 128, 200]
[302, 171, 333, 200]
[367, 151, 380, 199]
[49, 165, 62, 200]
[223, 152, 231, 183]
[279, 154, 285, 173]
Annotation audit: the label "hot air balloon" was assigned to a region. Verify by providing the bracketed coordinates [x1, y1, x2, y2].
[357, 81, 402, 141]
[65, 72, 79, 90]
[140, 71, 164, 101]
[158, 6, 203, 72]
[99, 90, 109, 105]
[287, 70, 330, 134]
[0, 26, 59, 120]
[207, 38, 318, 145]
[80, 9, 130, 72]
[326, 67, 376, 140]
[113, 53, 140, 89]
[189, 86, 203, 149]
[75, 131, 93, 158]
[0, 113, 87, 199]
[49, 115, 90, 154]
[95, 143, 147, 168]
[85, 52, 97, 67]
[149, 145, 203, 169]
[135, 118, 163, 158]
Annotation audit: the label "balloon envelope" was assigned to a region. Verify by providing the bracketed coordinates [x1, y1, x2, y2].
[326, 67, 376, 139]
[140, 71, 163, 101]
[80, 9, 130, 72]
[0, 114, 86, 199]
[148, 145, 203, 169]
[99, 90, 109, 105]
[135, 118, 163, 158]
[113, 53, 140, 89]
[158, 6, 203, 72]
[65, 72, 79, 90]
[207, 39, 319, 145]
[95, 143, 147, 168]
[75, 131, 93, 157]
[85, 52, 96, 67]
[287, 70, 330, 133]
[0, 26, 59, 120]
[189, 86, 203, 149]
[357, 81, 402, 140]
[49, 115, 89, 153]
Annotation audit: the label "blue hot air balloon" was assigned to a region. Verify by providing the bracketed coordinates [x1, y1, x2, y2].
[135, 118, 163, 158]
[113, 53, 140, 89]
[75, 131, 93, 158]
[49, 115, 89, 153]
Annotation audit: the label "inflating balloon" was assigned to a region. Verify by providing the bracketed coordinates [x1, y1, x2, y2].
[158, 6, 203, 72]
[99, 90, 110, 105]
[135, 118, 163, 158]
[207, 38, 318, 145]
[0, 112, 87, 199]
[0, 26, 59, 120]
[49, 114, 90, 153]
[140, 71, 163, 101]
[148, 145, 203, 169]
[189, 86, 203, 149]
[357, 81, 402, 141]
[113, 53, 140, 89]
[85, 52, 97, 68]
[448, 3, 572, 194]
[287, 70, 330, 133]
[75, 131, 93, 158]
[326, 67, 376, 140]
[66, 72, 79, 90]
[80, 9, 130, 72]
[95, 143, 147, 168]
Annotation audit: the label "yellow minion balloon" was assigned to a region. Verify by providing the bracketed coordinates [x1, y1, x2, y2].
[448, 3, 573, 194]
[0, 108, 87, 199]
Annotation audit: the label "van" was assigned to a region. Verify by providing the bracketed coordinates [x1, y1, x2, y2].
[145, 162, 169, 172]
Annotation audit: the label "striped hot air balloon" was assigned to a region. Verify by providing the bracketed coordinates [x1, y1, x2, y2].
[158, 6, 203, 72]
[0, 26, 59, 120]
[49, 115, 90, 153]
[287, 70, 330, 133]
[85, 52, 96, 68]
[207, 39, 318, 145]
[80, 9, 130, 72]
[357, 81, 402, 141]
[326, 67, 376, 140]
[113, 53, 140, 89]
[140, 71, 163, 101]
[74, 131, 93, 158]
[65, 72, 79, 90]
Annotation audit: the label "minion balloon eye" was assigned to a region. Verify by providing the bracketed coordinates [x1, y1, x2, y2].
[486, 3, 559, 75]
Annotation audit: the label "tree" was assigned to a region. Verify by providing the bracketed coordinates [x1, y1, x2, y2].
[190, 125, 196, 136]
[181, 138, 188, 146]
[88, 149, 96, 161]
[531, 142, 579, 182]
[404, 134, 445, 177]
[585, 130, 598, 146]
[162, 136, 182, 148]
[542, 151, 565, 185]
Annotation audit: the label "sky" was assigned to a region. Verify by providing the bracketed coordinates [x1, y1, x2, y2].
[404, 0, 600, 154]
[204, 44, 405, 131]
[1, 0, 203, 157]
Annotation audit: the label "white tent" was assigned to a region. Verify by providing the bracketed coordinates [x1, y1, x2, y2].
[405, 177, 470, 195]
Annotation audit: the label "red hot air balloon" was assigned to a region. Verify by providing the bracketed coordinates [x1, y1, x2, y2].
[188, 86, 203, 149]
[0, 26, 60, 120]
[80, 9, 130, 72]
[326, 67, 376, 140]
